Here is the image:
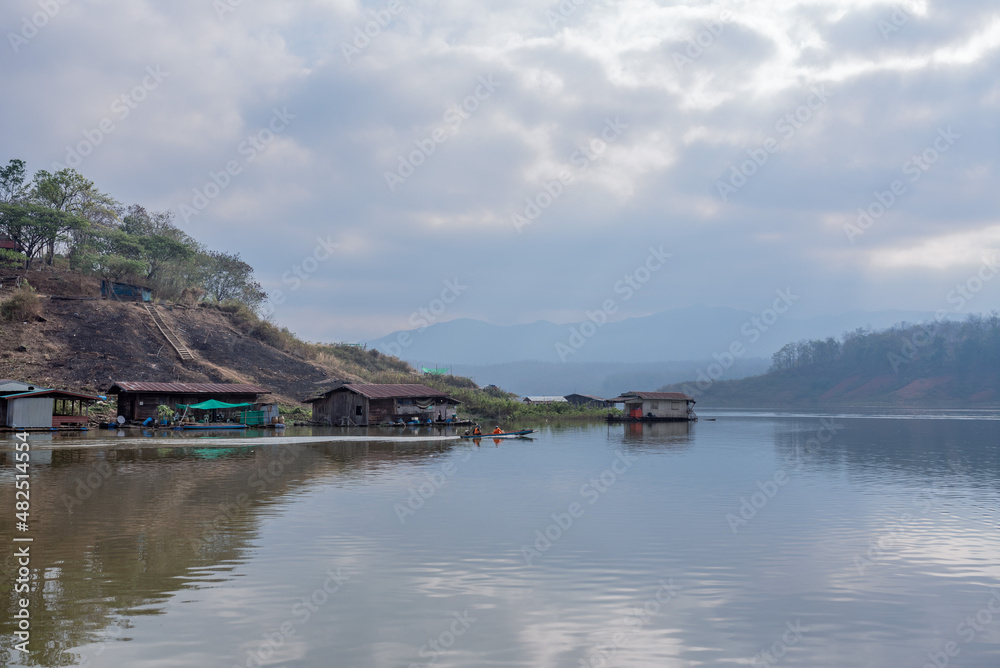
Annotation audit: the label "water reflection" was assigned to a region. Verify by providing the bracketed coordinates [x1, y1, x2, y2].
[608, 421, 696, 450]
[0, 433, 459, 666]
[2, 417, 1000, 667]
[771, 415, 1000, 487]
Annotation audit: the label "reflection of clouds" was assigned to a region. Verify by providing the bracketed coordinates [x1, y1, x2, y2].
[404, 558, 689, 667]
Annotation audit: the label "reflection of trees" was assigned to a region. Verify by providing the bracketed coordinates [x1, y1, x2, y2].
[773, 418, 1000, 485]
[0, 438, 456, 666]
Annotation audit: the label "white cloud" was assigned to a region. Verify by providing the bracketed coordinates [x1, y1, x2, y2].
[4, 0, 1000, 339]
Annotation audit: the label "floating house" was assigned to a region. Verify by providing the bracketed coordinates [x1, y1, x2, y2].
[564, 393, 607, 408]
[305, 383, 461, 426]
[106, 381, 271, 423]
[606, 391, 697, 422]
[0, 379, 99, 430]
[522, 396, 569, 404]
[100, 280, 153, 302]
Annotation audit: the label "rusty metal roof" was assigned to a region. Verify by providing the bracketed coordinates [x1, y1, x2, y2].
[307, 383, 458, 401]
[609, 391, 695, 402]
[107, 382, 270, 395]
[345, 384, 454, 399]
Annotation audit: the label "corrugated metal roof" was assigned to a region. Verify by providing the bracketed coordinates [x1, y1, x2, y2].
[344, 384, 453, 399]
[565, 393, 606, 401]
[523, 396, 569, 402]
[107, 382, 270, 394]
[0, 380, 49, 396]
[609, 391, 694, 402]
[3, 389, 100, 401]
[307, 383, 457, 401]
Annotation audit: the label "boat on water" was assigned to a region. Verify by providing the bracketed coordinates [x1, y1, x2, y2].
[460, 429, 534, 439]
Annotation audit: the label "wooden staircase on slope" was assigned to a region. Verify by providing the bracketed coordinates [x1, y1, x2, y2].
[143, 303, 195, 361]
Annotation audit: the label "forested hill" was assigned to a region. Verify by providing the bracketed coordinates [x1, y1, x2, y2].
[0, 158, 440, 404]
[0, 158, 265, 307]
[662, 316, 1000, 407]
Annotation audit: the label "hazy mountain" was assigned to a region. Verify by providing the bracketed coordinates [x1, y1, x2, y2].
[447, 359, 772, 397]
[367, 305, 954, 366]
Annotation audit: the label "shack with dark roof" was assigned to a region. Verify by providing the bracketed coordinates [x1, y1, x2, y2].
[305, 383, 461, 426]
[106, 381, 271, 423]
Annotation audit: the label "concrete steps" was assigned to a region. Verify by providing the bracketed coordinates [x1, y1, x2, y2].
[143, 303, 195, 361]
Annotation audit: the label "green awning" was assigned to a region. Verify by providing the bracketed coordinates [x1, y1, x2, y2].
[176, 399, 255, 410]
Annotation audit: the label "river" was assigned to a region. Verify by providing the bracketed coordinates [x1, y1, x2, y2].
[2, 411, 999, 667]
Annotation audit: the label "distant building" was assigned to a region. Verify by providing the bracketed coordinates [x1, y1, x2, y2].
[107, 382, 271, 422]
[0, 379, 98, 430]
[522, 396, 569, 404]
[305, 383, 461, 426]
[606, 391, 697, 422]
[0, 233, 23, 252]
[564, 393, 607, 408]
[100, 280, 152, 302]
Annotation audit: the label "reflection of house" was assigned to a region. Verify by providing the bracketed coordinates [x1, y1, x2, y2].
[305, 384, 461, 426]
[100, 280, 152, 302]
[0, 379, 98, 430]
[107, 382, 270, 422]
[522, 396, 568, 404]
[606, 391, 697, 422]
[623, 420, 693, 443]
[564, 393, 607, 408]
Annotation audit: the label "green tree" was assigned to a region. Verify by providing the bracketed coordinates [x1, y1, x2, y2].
[30, 168, 118, 263]
[120, 206, 196, 283]
[0, 203, 87, 269]
[200, 250, 266, 309]
[81, 228, 150, 284]
[0, 159, 27, 203]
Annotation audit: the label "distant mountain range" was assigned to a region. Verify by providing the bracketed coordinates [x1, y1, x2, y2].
[367, 305, 953, 365]
[366, 305, 957, 395]
[445, 359, 772, 398]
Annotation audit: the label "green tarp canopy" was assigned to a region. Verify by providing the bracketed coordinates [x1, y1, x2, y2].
[421, 367, 449, 375]
[176, 399, 255, 410]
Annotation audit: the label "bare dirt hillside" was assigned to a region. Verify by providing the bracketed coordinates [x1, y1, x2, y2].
[0, 268, 374, 405]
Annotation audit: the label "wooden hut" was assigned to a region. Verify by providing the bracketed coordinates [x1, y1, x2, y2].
[305, 383, 460, 426]
[564, 393, 607, 408]
[106, 382, 270, 423]
[605, 391, 697, 422]
[0, 233, 23, 252]
[0, 380, 99, 430]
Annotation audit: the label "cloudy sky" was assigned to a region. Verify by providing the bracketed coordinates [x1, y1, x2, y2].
[3, 0, 999, 341]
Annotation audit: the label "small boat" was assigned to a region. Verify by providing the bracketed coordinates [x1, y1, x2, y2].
[460, 429, 535, 439]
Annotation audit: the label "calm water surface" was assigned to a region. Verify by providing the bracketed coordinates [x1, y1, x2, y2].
[2, 412, 1000, 667]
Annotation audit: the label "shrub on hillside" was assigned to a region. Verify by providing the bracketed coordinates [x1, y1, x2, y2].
[0, 284, 39, 322]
